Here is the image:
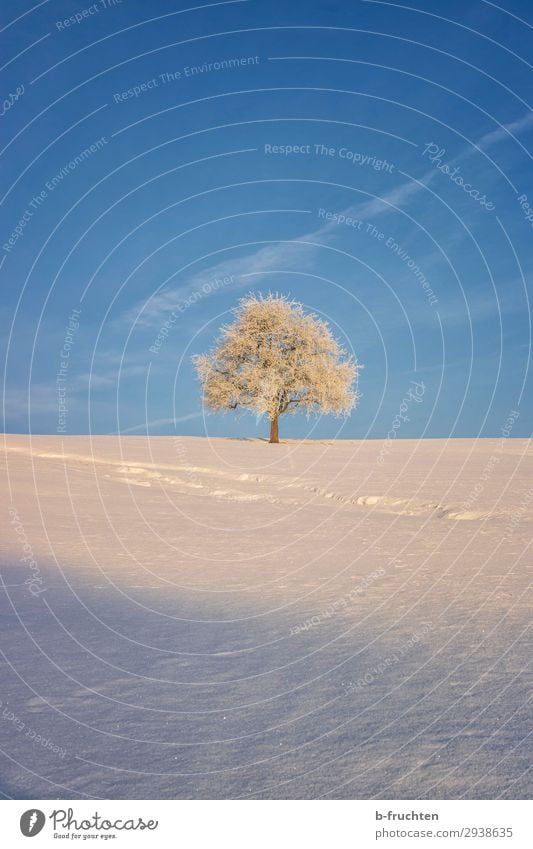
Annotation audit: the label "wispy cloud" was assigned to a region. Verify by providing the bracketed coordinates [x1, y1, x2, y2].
[75, 364, 148, 391]
[122, 179, 434, 330]
[125, 230, 322, 328]
[115, 413, 201, 434]
[5, 386, 59, 419]
[475, 110, 533, 151]
[118, 109, 533, 331]
[4, 365, 152, 421]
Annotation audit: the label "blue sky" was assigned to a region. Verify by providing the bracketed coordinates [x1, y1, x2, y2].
[1, 0, 532, 439]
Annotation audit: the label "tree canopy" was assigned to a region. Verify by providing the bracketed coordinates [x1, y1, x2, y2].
[193, 293, 359, 442]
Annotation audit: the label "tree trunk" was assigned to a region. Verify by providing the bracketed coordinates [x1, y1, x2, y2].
[269, 415, 280, 443]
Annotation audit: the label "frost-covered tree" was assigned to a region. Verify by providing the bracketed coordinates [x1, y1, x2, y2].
[193, 293, 359, 443]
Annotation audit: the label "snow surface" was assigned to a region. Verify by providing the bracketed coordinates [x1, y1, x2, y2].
[0, 435, 531, 799]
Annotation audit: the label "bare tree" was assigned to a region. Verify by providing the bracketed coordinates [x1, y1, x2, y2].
[193, 293, 359, 443]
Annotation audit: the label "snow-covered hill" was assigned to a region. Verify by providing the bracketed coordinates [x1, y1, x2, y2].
[1, 435, 531, 798]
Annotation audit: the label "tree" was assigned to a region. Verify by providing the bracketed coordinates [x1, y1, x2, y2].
[193, 293, 359, 443]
